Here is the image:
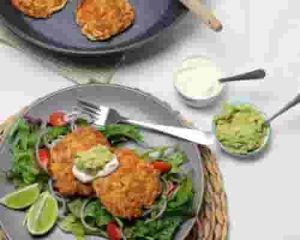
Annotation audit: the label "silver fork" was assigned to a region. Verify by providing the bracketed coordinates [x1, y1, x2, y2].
[76, 98, 214, 145]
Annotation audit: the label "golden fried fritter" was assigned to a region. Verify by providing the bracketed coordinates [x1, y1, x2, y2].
[11, 0, 67, 18]
[48, 127, 110, 196]
[76, 0, 135, 41]
[93, 148, 162, 219]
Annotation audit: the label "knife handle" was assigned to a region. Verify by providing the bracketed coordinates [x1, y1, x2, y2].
[179, 0, 223, 32]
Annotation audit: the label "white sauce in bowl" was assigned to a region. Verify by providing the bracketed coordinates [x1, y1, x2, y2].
[72, 155, 119, 183]
[174, 57, 222, 99]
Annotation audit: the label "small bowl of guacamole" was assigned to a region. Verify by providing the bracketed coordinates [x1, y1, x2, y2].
[213, 102, 271, 158]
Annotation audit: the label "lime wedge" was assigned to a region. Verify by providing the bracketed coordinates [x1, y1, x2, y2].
[26, 192, 58, 236]
[0, 183, 40, 209]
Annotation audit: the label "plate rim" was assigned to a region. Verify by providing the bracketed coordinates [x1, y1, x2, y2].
[1, 83, 204, 239]
[0, 5, 187, 56]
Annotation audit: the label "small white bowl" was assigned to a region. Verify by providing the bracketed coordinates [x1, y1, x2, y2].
[173, 56, 225, 108]
[212, 99, 271, 158]
[174, 83, 225, 108]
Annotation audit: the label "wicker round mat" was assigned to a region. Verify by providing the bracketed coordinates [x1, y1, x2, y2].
[0, 109, 229, 240]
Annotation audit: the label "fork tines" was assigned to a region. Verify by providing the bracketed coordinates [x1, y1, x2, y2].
[76, 98, 110, 126]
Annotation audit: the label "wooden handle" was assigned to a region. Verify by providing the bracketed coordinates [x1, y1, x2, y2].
[179, 0, 223, 32]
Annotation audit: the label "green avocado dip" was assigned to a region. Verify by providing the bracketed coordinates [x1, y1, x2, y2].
[74, 145, 113, 176]
[213, 103, 269, 155]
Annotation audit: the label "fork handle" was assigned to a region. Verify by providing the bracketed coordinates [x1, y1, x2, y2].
[122, 119, 214, 145]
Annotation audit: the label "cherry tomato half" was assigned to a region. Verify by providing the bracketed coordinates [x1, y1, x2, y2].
[150, 161, 171, 173]
[48, 111, 67, 127]
[38, 148, 50, 170]
[107, 222, 121, 240]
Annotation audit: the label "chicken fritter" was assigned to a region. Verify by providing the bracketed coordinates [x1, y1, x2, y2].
[11, 0, 67, 18]
[48, 127, 110, 196]
[93, 148, 162, 219]
[76, 0, 135, 41]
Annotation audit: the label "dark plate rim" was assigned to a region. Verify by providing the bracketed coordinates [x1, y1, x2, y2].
[0, 6, 187, 56]
[0, 83, 204, 239]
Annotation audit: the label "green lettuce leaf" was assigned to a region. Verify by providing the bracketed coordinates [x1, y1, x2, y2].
[142, 147, 187, 175]
[166, 175, 193, 216]
[45, 126, 70, 142]
[98, 124, 143, 145]
[75, 118, 90, 127]
[165, 151, 187, 174]
[83, 200, 113, 227]
[7, 119, 46, 187]
[68, 199, 84, 218]
[142, 146, 169, 160]
[124, 216, 183, 240]
[58, 215, 85, 240]
[59, 208, 109, 240]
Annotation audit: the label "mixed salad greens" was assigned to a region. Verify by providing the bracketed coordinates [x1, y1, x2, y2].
[1, 111, 194, 240]
[6, 118, 48, 187]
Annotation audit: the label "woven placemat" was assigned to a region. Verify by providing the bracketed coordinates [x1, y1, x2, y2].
[0, 109, 229, 240]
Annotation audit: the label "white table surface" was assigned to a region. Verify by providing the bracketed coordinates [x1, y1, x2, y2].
[1, 1, 300, 239]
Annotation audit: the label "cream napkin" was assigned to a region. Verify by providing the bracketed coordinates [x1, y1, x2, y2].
[0, 23, 123, 84]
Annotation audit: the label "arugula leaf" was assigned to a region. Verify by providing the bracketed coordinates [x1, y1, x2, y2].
[45, 126, 70, 142]
[15, 118, 30, 133]
[59, 209, 109, 240]
[124, 216, 183, 240]
[68, 199, 113, 228]
[68, 199, 84, 218]
[7, 119, 22, 144]
[165, 151, 187, 174]
[98, 124, 143, 145]
[58, 215, 85, 240]
[10, 147, 39, 185]
[11, 149, 38, 183]
[143, 148, 188, 184]
[75, 118, 90, 127]
[7, 118, 48, 187]
[84, 200, 113, 227]
[27, 132, 39, 148]
[11, 119, 35, 149]
[142, 147, 186, 174]
[166, 175, 193, 216]
[142, 146, 169, 160]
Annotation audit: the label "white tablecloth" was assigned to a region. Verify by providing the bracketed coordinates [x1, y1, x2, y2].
[1, 1, 300, 239]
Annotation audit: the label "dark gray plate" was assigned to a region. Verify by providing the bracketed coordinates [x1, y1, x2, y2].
[0, 0, 186, 55]
[0, 84, 203, 240]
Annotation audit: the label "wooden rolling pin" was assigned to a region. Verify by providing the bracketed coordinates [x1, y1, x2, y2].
[179, 0, 223, 32]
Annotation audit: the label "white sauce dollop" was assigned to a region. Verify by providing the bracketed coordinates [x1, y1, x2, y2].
[174, 57, 222, 98]
[72, 155, 119, 183]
